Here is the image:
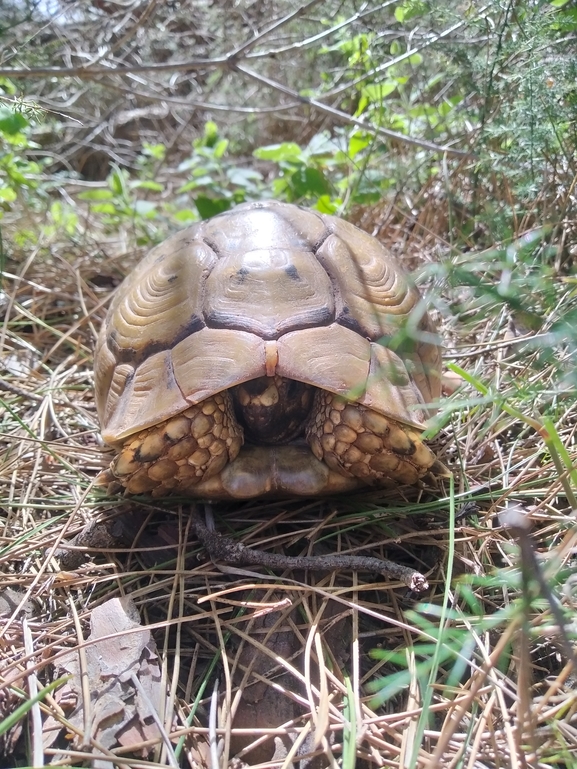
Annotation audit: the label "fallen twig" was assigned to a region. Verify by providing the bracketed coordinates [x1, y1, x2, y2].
[191, 509, 429, 592]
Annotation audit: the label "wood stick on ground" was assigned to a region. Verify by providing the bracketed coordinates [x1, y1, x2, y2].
[191, 508, 429, 592]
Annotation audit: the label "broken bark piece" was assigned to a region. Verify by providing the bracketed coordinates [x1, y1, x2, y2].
[52, 518, 129, 570]
[0, 586, 35, 619]
[43, 596, 166, 766]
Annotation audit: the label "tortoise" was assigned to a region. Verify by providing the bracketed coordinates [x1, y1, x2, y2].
[94, 200, 441, 499]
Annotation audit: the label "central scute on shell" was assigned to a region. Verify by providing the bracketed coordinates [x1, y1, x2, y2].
[95, 201, 441, 452]
[205, 247, 334, 338]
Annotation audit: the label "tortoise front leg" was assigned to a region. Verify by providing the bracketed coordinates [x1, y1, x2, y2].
[108, 392, 244, 496]
[305, 391, 436, 486]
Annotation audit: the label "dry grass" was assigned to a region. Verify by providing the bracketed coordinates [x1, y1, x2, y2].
[1, 195, 577, 769]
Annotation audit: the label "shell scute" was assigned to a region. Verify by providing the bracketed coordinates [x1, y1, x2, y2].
[204, 248, 334, 339]
[96, 201, 441, 446]
[315, 230, 417, 339]
[102, 350, 188, 443]
[200, 203, 321, 257]
[359, 343, 427, 429]
[105, 242, 215, 363]
[171, 327, 266, 404]
[276, 323, 370, 396]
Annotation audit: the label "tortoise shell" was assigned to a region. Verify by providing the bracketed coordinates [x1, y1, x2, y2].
[94, 201, 441, 498]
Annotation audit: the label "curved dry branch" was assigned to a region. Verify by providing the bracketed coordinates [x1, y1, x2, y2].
[0, 0, 475, 160]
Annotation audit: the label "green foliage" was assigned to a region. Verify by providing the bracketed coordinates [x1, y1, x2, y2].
[433, 230, 577, 395]
[3, 1, 577, 262]
[368, 562, 576, 708]
[177, 121, 262, 219]
[0, 83, 45, 219]
[74, 122, 253, 242]
[254, 133, 334, 205]
[0, 107, 27, 135]
[69, 119, 403, 238]
[319, 11, 466, 148]
[394, 1, 428, 24]
[78, 165, 164, 245]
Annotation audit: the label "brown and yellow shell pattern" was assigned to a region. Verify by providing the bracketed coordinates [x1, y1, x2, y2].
[94, 201, 442, 498]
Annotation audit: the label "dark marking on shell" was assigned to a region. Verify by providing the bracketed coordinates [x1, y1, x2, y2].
[109, 314, 205, 364]
[336, 309, 365, 337]
[311, 229, 331, 253]
[235, 267, 250, 283]
[204, 306, 333, 340]
[285, 265, 301, 281]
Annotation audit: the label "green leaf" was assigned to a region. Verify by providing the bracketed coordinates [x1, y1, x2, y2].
[133, 200, 157, 218]
[253, 142, 304, 163]
[0, 108, 28, 135]
[142, 142, 166, 160]
[361, 82, 398, 103]
[91, 202, 117, 214]
[212, 139, 229, 159]
[173, 209, 198, 223]
[203, 120, 219, 147]
[78, 189, 114, 201]
[0, 186, 17, 202]
[192, 165, 216, 178]
[367, 669, 412, 705]
[394, 6, 407, 22]
[395, 1, 427, 23]
[49, 202, 79, 234]
[108, 168, 127, 197]
[227, 167, 263, 188]
[348, 133, 372, 158]
[290, 166, 330, 197]
[0, 78, 17, 95]
[306, 132, 337, 157]
[130, 180, 164, 192]
[353, 94, 369, 118]
[315, 195, 340, 214]
[342, 676, 357, 769]
[6, 168, 29, 186]
[272, 177, 289, 197]
[194, 195, 231, 219]
[50, 200, 64, 223]
[13, 228, 37, 246]
[177, 156, 200, 172]
[177, 176, 214, 193]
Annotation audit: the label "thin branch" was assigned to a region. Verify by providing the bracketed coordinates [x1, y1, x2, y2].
[244, 0, 400, 61]
[104, 80, 303, 114]
[0, 56, 231, 80]
[192, 511, 429, 592]
[1, 61, 471, 154]
[233, 63, 470, 155]
[227, 0, 326, 60]
[324, 9, 490, 99]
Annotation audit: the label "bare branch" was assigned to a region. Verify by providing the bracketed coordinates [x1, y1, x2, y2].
[0, 56, 231, 80]
[227, 0, 327, 60]
[324, 10, 487, 99]
[192, 511, 430, 592]
[232, 63, 470, 155]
